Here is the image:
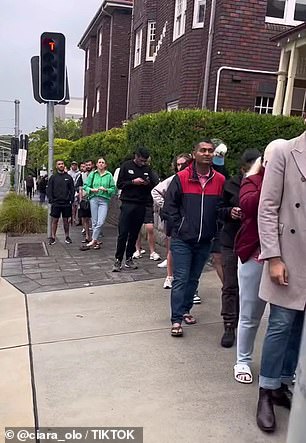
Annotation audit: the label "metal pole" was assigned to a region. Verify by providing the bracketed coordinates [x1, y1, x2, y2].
[47, 102, 54, 238]
[14, 99, 20, 191]
[287, 314, 306, 443]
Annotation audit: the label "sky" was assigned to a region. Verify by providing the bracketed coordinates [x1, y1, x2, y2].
[0, 0, 102, 135]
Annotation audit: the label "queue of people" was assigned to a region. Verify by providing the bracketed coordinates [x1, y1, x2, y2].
[43, 134, 304, 435]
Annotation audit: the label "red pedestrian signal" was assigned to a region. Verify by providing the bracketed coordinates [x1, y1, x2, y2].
[40, 32, 66, 101]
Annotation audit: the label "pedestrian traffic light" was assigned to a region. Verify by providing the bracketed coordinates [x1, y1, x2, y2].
[40, 32, 66, 101]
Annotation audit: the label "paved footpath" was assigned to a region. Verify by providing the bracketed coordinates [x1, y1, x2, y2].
[0, 216, 288, 442]
[2, 223, 167, 294]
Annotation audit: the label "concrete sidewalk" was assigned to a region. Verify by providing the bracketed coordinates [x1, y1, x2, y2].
[0, 271, 287, 442]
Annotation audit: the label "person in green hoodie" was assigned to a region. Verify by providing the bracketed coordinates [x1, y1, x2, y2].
[82, 158, 116, 249]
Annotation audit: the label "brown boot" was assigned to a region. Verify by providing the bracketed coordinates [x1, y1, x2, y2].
[256, 388, 276, 432]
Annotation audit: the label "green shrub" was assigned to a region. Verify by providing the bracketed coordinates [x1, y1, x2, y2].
[69, 110, 305, 177]
[69, 127, 128, 173]
[126, 110, 305, 176]
[0, 193, 47, 234]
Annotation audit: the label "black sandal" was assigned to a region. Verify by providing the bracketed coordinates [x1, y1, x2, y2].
[171, 325, 183, 337]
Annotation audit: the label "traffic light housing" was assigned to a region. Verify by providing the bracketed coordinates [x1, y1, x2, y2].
[40, 32, 66, 101]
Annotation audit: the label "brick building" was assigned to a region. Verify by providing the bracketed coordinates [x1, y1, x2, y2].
[128, 0, 306, 117]
[80, 1, 306, 135]
[78, 0, 133, 136]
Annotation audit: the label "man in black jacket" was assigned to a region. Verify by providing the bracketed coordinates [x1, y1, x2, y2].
[218, 148, 260, 347]
[47, 159, 74, 245]
[112, 147, 158, 272]
[163, 139, 225, 337]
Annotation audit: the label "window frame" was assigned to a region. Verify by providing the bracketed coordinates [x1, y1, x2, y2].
[146, 21, 156, 61]
[85, 47, 90, 70]
[265, 0, 305, 26]
[254, 96, 275, 115]
[192, 0, 206, 29]
[84, 96, 88, 119]
[134, 28, 143, 67]
[173, 0, 187, 41]
[98, 28, 103, 57]
[95, 87, 101, 114]
[167, 100, 179, 111]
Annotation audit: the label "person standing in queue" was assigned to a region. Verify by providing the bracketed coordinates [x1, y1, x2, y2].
[163, 139, 225, 337]
[112, 147, 159, 272]
[47, 160, 74, 245]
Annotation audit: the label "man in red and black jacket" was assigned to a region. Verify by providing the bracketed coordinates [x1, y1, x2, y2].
[163, 139, 225, 337]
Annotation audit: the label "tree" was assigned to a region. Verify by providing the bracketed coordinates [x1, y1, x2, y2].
[27, 118, 82, 174]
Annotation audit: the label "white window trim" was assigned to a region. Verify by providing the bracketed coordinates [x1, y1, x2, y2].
[192, 0, 206, 29]
[98, 28, 103, 57]
[265, 0, 304, 26]
[167, 100, 179, 111]
[173, 0, 187, 41]
[146, 21, 156, 61]
[84, 97, 88, 119]
[85, 48, 90, 70]
[254, 96, 274, 114]
[134, 28, 143, 67]
[95, 88, 100, 114]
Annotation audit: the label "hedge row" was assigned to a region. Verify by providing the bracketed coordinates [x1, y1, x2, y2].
[69, 110, 305, 177]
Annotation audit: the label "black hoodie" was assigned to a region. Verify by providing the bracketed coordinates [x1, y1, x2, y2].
[47, 172, 74, 205]
[218, 173, 243, 248]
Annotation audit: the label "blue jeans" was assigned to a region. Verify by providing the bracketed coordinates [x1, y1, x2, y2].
[259, 304, 304, 389]
[170, 238, 212, 324]
[89, 197, 109, 241]
[236, 258, 266, 366]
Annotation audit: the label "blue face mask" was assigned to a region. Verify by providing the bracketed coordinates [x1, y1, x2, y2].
[213, 156, 225, 166]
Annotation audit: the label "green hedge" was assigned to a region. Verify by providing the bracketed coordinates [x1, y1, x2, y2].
[69, 127, 127, 173]
[126, 110, 305, 176]
[69, 110, 305, 177]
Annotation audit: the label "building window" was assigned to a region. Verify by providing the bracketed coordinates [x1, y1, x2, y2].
[193, 0, 206, 28]
[84, 97, 88, 118]
[146, 21, 156, 61]
[167, 100, 179, 111]
[85, 48, 90, 70]
[266, 0, 306, 25]
[134, 28, 142, 67]
[173, 0, 187, 41]
[254, 96, 274, 114]
[98, 28, 102, 57]
[95, 88, 100, 114]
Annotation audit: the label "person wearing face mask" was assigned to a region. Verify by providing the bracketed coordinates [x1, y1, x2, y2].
[152, 153, 193, 290]
[218, 148, 260, 348]
[82, 158, 116, 250]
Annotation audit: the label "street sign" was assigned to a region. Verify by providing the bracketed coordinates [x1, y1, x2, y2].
[17, 149, 27, 166]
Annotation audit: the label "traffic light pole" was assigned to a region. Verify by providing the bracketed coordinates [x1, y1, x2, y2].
[14, 99, 20, 191]
[287, 316, 306, 442]
[47, 102, 54, 239]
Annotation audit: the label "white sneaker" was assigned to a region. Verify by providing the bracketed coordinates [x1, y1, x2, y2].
[157, 259, 167, 268]
[150, 252, 161, 261]
[133, 250, 142, 259]
[140, 249, 146, 254]
[163, 276, 173, 289]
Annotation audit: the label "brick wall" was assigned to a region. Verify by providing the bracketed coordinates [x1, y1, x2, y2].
[81, 6, 132, 136]
[207, 0, 289, 111]
[129, 0, 292, 116]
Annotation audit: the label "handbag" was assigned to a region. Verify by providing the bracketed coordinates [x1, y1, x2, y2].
[80, 199, 90, 211]
[80, 172, 95, 211]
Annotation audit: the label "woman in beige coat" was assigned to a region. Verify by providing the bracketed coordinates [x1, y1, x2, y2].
[256, 133, 305, 433]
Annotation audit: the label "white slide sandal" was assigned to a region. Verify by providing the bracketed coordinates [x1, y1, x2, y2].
[234, 364, 253, 384]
